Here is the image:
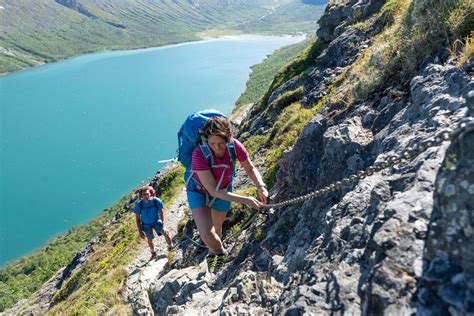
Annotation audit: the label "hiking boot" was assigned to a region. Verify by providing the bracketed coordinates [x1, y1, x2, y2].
[150, 251, 157, 261]
[167, 242, 174, 252]
[205, 254, 216, 273]
[214, 253, 226, 273]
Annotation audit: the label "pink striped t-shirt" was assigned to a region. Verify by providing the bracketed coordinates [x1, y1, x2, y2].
[191, 138, 249, 190]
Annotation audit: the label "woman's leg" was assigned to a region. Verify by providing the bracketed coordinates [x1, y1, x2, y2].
[210, 209, 228, 273]
[211, 210, 228, 238]
[192, 206, 224, 254]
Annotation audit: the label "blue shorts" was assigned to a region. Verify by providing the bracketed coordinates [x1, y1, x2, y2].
[186, 188, 233, 212]
[141, 220, 163, 240]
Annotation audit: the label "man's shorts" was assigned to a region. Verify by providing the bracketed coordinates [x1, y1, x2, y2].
[186, 188, 232, 212]
[141, 220, 163, 240]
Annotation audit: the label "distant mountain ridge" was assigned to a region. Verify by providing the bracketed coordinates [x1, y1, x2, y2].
[0, 0, 326, 73]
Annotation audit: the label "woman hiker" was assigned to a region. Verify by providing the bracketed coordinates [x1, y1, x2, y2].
[187, 116, 268, 273]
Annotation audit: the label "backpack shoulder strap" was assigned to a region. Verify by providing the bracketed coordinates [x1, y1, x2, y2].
[153, 198, 158, 208]
[228, 139, 237, 166]
[199, 137, 214, 167]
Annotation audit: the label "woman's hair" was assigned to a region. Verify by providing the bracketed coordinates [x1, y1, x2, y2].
[199, 116, 233, 142]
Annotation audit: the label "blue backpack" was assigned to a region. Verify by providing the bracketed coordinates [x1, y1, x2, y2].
[177, 110, 237, 197]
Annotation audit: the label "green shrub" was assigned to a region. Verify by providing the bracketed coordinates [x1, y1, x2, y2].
[262, 97, 327, 187]
[177, 212, 190, 234]
[235, 39, 313, 108]
[155, 165, 185, 205]
[255, 227, 266, 241]
[230, 224, 241, 236]
[269, 86, 304, 111]
[261, 39, 325, 107]
[243, 135, 269, 156]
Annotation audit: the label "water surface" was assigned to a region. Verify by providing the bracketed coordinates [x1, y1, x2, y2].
[0, 35, 303, 266]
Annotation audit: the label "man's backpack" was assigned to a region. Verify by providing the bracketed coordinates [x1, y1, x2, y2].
[177, 110, 237, 193]
[138, 198, 159, 211]
[136, 186, 158, 211]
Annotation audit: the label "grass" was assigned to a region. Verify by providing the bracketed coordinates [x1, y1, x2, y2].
[269, 86, 305, 111]
[235, 38, 314, 108]
[452, 36, 474, 67]
[230, 223, 241, 236]
[343, 0, 474, 100]
[255, 227, 266, 241]
[155, 166, 185, 205]
[262, 99, 327, 188]
[225, 187, 258, 234]
[260, 39, 325, 107]
[177, 212, 190, 235]
[0, 1, 325, 304]
[167, 250, 175, 265]
[197, 29, 244, 38]
[9, 0, 470, 311]
[244, 135, 270, 157]
[243, 85, 330, 189]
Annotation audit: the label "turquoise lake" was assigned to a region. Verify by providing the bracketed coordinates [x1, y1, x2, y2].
[0, 35, 303, 266]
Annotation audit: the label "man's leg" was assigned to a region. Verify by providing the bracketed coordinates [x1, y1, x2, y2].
[143, 225, 157, 260]
[147, 238, 156, 259]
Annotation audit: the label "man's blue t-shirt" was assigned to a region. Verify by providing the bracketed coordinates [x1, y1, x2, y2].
[133, 197, 163, 225]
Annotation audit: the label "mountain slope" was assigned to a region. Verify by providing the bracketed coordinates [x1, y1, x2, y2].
[0, 0, 326, 73]
[139, 0, 472, 313]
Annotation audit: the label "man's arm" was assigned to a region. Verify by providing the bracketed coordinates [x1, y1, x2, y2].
[160, 208, 166, 229]
[135, 213, 145, 238]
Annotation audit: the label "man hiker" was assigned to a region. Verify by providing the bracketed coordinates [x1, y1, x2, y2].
[134, 186, 173, 260]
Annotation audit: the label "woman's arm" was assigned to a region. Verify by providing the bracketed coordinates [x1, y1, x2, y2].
[240, 158, 268, 204]
[195, 170, 263, 208]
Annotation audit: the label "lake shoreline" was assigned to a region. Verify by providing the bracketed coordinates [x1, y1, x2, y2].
[0, 34, 307, 78]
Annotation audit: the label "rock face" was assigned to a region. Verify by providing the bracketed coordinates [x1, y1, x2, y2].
[136, 63, 472, 314]
[317, 0, 386, 43]
[270, 60, 472, 315]
[417, 88, 474, 314]
[137, 3, 473, 316]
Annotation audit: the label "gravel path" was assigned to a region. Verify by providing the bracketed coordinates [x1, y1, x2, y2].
[124, 187, 190, 314]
